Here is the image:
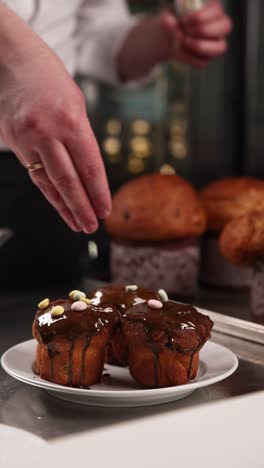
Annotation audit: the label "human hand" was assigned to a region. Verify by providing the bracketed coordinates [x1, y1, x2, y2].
[159, 0, 233, 67]
[118, 0, 232, 82]
[0, 5, 111, 233]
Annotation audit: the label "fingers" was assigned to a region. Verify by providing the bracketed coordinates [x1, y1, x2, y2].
[65, 120, 112, 220]
[185, 16, 233, 39]
[180, 35, 227, 58]
[39, 139, 99, 233]
[182, 0, 225, 25]
[174, 0, 232, 62]
[159, 10, 179, 38]
[17, 149, 82, 232]
[29, 169, 82, 232]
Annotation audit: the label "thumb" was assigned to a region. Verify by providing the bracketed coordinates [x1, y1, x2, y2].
[158, 11, 179, 39]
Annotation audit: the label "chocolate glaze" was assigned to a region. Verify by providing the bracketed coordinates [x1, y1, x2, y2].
[33, 299, 118, 385]
[90, 285, 160, 315]
[47, 341, 59, 382]
[144, 326, 160, 386]
[67, 340, 75, 386]
[123, 300, 213, 381]
[101, 373, 112, 384]
[34, 299, 118, 344]
[79, 336, 91, 387]
[90, 285, 161, 367]
[33, 291, 213, 387]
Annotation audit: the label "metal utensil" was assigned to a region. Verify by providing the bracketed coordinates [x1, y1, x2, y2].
[174, 0, 208, 18]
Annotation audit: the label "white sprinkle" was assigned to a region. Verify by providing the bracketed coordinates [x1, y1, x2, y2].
[126, 285, 138, 292]
[148, 299, 163, 309]
[71, 301, 88, 311]
[158, 289, 169, 302]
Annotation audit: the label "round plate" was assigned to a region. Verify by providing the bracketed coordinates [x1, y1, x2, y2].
[1, 340, 238, 407]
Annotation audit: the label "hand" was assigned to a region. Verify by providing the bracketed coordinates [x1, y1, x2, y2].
[118, 0, 232, 81]
[0, 5, 111, 233]
[160, 0, 233, 68]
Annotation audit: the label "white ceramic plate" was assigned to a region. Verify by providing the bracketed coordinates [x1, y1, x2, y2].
[1, 339, 238, 407]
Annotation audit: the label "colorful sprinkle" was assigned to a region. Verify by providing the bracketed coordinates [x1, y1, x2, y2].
[69, 290, 80, 300]
[73, 291, 86, 301]
[148, 299, 163, 309]
[71, 301, 88, 311]
[158, 289, 169, 302]
[81, 297, 92, 305]
[126, 285, 138, 292]
[51, 305, 65, 316]
[38, 298, 50, 310]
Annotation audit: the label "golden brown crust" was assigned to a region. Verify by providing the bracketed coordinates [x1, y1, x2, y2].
[121, 301, 213, 388]
[105, 173, 207, 241]
[33, 298, 117, 387]
[35, 333, 108, 387]
[220, 212, 264, 267]
[200, 177, 264, 232]
[127, 345, 197, 388]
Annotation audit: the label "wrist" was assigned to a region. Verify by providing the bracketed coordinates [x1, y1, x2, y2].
[118, 15, 168, 82]
[0, 4, 47, 69]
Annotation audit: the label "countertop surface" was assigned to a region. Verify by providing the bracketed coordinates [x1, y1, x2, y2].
[0, 285, 263, 467]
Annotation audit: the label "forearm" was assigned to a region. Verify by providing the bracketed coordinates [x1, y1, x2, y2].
[117, 15, 165, 82]
[0, 4, 56, 85]
[0, 5, 32, 66]
[0, 3, 111, 233]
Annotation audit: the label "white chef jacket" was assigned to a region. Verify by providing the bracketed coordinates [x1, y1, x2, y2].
[1, 0, 148, 150]
[2, 0, 137, 84]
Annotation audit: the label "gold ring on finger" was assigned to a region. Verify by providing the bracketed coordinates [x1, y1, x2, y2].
[27, 162, 44, 172]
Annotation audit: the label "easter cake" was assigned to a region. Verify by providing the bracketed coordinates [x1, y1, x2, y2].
[220, 212, 264, 321]
[32, 284, 213, 388]
[200, 177, 264, 288]
[105, 173, 207, 298]
[90, 284, 162, 366]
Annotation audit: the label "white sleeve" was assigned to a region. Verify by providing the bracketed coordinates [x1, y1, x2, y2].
[76, 0, 150, 86]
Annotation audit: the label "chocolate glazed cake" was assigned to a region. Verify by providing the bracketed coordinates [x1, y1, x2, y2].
[32, 286, 213, 389]
[32, 299, 117, 387]
[90, 284, 162, 366]
[122, 300, 213, 388]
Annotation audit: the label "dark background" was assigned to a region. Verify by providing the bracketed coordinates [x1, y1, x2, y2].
[80, 0, 264, 191]
[1, 0, 264, 290]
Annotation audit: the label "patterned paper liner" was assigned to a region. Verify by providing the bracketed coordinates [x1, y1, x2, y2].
[200, 236, 252, 289]
[251, 261, 264, 318]
[110, 240, 200, 298]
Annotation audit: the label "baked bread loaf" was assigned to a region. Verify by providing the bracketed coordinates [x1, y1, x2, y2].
[220, 212, 264, 320]
[90, 284, 161, 366]
[32, 298, 117, 387]
[122, 300, 213, 388]
[200, 177, 264, 232]
[106, 173, 206, 241]
[220, 212, 264, 267]
[200, 177, 264, 289]
[105, 173, 207, 297]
